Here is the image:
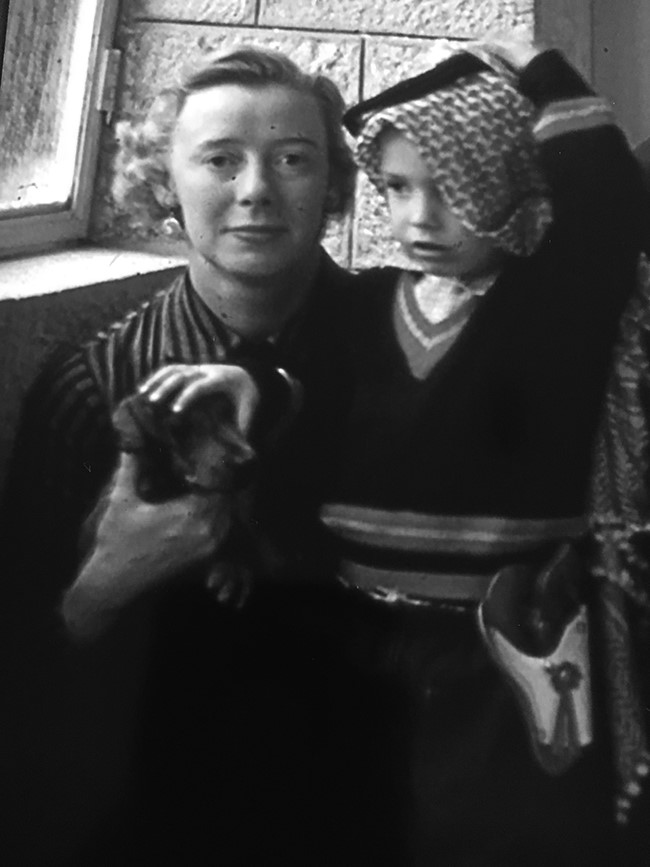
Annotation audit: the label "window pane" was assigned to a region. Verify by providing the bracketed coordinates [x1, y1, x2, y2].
[0, 0, 100, 215]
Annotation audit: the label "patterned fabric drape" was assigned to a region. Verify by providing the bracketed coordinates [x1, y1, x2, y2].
[589, 254, 650, 823]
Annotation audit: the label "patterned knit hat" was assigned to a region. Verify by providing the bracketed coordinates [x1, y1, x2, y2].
[345, 50, 553, 257]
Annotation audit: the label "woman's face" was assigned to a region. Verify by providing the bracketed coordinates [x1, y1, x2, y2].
[378, 130, 505, 279]
[169, 83, 331, 282]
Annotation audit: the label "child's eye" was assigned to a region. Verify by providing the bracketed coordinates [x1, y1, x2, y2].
[281, 153, 304, 165]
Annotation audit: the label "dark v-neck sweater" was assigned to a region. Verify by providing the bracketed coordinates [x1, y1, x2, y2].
[321, 50, 646, 580]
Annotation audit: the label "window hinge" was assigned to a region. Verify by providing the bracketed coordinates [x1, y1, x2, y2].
[96, 48, 122, 123]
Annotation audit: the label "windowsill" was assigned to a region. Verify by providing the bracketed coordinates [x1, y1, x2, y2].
[0, 244, 187, 301]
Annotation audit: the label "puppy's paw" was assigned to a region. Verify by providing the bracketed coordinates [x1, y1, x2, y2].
[204, 560, 253, 609]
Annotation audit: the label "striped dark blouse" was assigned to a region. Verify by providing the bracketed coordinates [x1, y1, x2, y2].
[3, 254, 356, 606]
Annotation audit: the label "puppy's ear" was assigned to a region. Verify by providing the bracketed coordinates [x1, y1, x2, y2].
[112, 395, 179, 501]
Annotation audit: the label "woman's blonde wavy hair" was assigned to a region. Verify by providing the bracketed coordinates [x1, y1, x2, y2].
[112, 46, 357, 233]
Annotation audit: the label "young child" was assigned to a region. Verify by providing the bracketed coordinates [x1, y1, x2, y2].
[313, 41, 650, 866]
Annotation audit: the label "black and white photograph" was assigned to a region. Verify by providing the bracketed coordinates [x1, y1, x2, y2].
[2, 1, 650, 864]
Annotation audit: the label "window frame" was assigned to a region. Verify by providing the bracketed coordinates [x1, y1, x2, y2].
[0, 4, 8, 87]
[0, 0, 121, 258]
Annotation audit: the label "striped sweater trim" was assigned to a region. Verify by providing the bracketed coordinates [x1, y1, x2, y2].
[40, 273, 240, 478]
[81, 273, 236, 411]
[534, 97, 615, 141]
[398, 276, 477, 350]
[394, 297, 467, 380]
[393, 273, 479, 379]
[320, 503, 588, 557]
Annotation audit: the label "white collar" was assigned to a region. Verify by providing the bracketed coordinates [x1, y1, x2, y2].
[406, 270, 500, 325]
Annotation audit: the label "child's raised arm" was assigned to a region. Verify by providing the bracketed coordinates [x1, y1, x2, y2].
[517, 47, 645, 256]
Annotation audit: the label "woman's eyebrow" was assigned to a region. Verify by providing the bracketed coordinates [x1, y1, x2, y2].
[195, 137, 240, 152]
[193, 136, 322, 153]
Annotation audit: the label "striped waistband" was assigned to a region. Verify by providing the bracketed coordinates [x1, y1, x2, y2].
[321, 504, 587, 558]
[338, 560, 495, 606]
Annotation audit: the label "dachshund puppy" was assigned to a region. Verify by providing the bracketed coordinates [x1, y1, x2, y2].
[119, 387, 282, 605]
[78, 388, 269, 610]
[112, 388, 256, 502]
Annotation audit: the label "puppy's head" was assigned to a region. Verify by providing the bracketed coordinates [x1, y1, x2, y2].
[169, 394, 256, 491]
[112, 391, 256, 500]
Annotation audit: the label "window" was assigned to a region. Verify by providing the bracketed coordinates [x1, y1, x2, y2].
[0, 0, 120, 256]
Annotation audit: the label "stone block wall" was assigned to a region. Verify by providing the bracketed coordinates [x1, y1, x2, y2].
[91, 0, 536, 269]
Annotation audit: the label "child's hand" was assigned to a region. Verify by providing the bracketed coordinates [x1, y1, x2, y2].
[138, 363, 260, 435]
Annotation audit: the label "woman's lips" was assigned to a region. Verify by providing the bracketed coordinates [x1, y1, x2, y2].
[226, 225, 287, 243]
[411, 241, 449, 253]
[227, 224, 285, 232]
[410, 241, 451, 258]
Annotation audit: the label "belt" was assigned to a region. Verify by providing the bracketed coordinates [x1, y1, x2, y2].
[322, 505, 588, 557]
[338, 559, 495, 606]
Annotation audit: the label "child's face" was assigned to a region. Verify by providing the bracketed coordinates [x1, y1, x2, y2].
[378, 130, 505, 279]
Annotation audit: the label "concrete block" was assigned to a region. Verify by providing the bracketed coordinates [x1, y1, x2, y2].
[114, 22, 360, 115]
[260, 0, 533, 39]
[130, 0, 256, 25]
[363, 36, 463, 99]
[536, 0, 592, 79]
[91, 22, 360, 267]
[323, 216, 352, 268]
[352, 175, 410, 271]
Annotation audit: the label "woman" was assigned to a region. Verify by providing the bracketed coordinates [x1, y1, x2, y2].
[2, 46, 361, 866]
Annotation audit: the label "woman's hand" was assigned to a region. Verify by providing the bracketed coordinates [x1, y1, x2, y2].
[61, 452, 232, 640]
[138, 364, 260, 435]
